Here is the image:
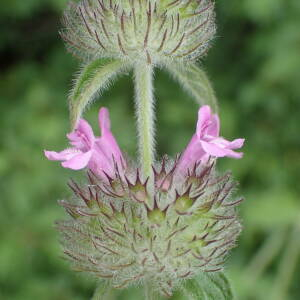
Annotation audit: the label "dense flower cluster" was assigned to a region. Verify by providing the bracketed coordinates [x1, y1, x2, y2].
[61, 0, 216, 64]
[45, 105, 244, 297]
[57, 157, 242, 297]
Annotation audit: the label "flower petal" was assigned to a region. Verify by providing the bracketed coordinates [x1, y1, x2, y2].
[44, 148, 79, 161]
[97, 107, 126, 172]
[200, 140, 230, 157]
[228, 138, 245, 149]
[61, 150, 92, 170]
[67, 119, 95, 148]
[177, 135, 206, 173]
[98, 107, 111, 136]
[207, 113, 220, 137]
[88, 151, 115, 177]
[223, 149, 244, 159]
[196, 105, 212, 137]
[200, 140, 243, 159]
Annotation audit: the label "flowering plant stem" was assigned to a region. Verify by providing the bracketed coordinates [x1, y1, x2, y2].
[145, 282, 160, 300]
[134, 63, 155, 177]
[92, 284, 114, 300]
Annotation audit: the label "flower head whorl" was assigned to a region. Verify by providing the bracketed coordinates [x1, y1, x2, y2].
[45, 105, 245, 296]
[57, 157, 242, 297]
[61, 0, 216, 64]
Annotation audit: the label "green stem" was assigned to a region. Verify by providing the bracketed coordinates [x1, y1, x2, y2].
[145, 283, 153, 300]
[134, 63, 155, 177]
[92, 284, 114, 300]
[144, 282, 159, 300]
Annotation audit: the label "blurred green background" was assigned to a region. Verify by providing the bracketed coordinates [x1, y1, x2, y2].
[1, 0, 300, 299]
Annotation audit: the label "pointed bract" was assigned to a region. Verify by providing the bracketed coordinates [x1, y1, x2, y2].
[56, 157, 242, 297]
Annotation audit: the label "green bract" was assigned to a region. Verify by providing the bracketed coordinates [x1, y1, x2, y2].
[57, 158, 242, 297]
[62, 0, 216, 64]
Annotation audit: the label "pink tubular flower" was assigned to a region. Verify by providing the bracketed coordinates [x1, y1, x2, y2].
[177, 105, 244, 173]
[44, 107, 125, 179]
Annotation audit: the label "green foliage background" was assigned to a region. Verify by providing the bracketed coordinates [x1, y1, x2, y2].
[0, 0, 300, 299]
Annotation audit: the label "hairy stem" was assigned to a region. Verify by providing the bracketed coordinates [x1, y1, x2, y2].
[134, 63, 155, 177]
[165, 61, 218, 113]
[145, 283, 153, 300]
[92, 284, 114, 300]
[144, 282, 160, 300]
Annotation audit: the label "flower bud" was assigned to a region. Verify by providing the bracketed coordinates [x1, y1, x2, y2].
[61, 0, 216, 64]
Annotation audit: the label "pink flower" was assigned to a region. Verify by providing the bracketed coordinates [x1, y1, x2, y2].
[45, 107, 125, 179]
[177, 105, 244, 173]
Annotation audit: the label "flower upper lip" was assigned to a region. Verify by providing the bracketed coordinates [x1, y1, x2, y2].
[67, 119, 95, 151]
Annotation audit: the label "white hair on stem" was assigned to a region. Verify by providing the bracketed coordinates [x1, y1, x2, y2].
[133, 62, 156, 178]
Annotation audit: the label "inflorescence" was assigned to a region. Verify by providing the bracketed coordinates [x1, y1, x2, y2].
[45, 1, 245, 297]
[46, 106, 244, 297]
[61, 0, 216, 64]
[57, 157, 242, 297]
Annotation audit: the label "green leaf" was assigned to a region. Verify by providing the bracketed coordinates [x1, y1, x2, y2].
[183, 272, 234, 300]
[69, 58, 129, 129]
[165, 62, 218, 112]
